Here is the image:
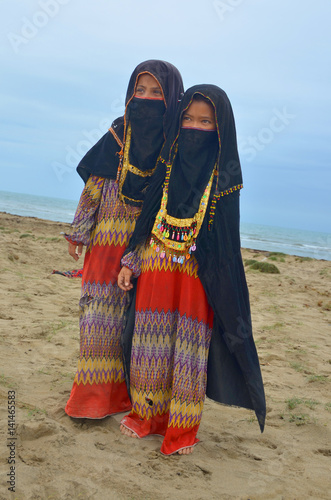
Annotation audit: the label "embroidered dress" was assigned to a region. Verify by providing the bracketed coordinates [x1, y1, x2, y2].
[121, 244, 214, 454]
[120, 85, 266, 455]
[65, 176, 141, 418]
[64, 60, 184, 419]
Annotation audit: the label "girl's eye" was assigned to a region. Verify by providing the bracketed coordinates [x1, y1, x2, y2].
[136, 88, 144, 93]
[182, 116, 190, 121]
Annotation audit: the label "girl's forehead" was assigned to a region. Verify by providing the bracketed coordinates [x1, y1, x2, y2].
[136, 73, 160, 86]
[185, 99, 215, 114]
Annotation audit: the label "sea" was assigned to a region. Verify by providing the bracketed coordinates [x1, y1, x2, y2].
[0, 190, 330, 261]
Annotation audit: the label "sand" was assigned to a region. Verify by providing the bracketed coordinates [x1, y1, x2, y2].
[0, 211, 330, 500]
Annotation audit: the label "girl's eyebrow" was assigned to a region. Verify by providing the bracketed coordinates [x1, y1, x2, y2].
[183, 112, 212, 120]
[136, 85, 161, 91]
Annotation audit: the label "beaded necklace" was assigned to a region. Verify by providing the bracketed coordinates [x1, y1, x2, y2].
[118, 124, 158, 204]
[150, 148, 216, 264]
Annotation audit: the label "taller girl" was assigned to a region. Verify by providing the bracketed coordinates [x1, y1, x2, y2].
[65, 60, 184, 419]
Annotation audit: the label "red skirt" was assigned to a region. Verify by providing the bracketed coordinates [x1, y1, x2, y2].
[121, 244, 214, 454]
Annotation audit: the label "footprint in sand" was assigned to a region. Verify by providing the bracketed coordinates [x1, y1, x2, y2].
[316, 448, 331, 457]
[18, 420, 59, 441]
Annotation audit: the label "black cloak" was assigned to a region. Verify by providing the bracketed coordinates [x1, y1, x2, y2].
[75, 60, 184, 205]
[121, 84, 266, 432]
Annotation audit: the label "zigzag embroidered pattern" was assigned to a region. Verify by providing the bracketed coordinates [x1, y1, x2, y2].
[130, 308, 212, 429]
[141, 244, 199, 277]
[81, 281, 127, 301]
[76, 295, 127, 386]
[69, 177, 141, 248]
[82, 176, 105, 203]
[91, 218, 137, 248]
[75, 357, 125, 386]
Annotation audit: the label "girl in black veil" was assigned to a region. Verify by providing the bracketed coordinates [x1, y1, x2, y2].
[64, 61, 183, 419]
[118, 85, 266, 455]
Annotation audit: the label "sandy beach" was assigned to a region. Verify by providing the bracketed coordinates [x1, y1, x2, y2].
[0, 211, 330, 500]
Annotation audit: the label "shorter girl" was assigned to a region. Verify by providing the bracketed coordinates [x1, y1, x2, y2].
[118, 85, 266, 455]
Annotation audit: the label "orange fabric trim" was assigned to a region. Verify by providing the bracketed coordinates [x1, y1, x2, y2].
[108, 126, 123, 148]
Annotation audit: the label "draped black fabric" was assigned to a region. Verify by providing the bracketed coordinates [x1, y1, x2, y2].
[121, 84, 266, 432]
[76, 60, 184, 195]
[76, 118, 124, 184]
[167, 128, 218, 219]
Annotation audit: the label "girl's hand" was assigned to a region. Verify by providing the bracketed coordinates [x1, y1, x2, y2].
[118, 266, 133, 291]
[68, 242, 84, 261]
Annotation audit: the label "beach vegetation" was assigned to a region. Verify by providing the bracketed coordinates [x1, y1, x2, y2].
[286, 344, 306, 354]
[303, 399, 320, 410]
[264, 322, 285, 331]
[0, 373, 17, 389]
[286, 397, 302, 410]
[1, 227, 20, 233]
[269, 256, 285, 262]
[19, 233, 35, 239]
[249, 261, 280, 274]
[267, 305, 282, 315]
[295, 256, 313, 262]
[46, 320, 68, 341]
[325, 402, 331, 411]
[307, 374, 329, 383]
[288, 413, 311, 425]
[286, 398, 320, 410]
[37, 368, 52, 376]
[21, 404, 47, 418]
[268, 252, 286, 263]
[260, 290, 277, 297]
[37, 236, 62, 242]
[244, 259, 257, 266]
[245, 415, 257, 424]
[290, 362, 305, 373]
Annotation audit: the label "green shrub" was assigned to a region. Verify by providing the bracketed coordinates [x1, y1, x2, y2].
[250, 261, 280, 274]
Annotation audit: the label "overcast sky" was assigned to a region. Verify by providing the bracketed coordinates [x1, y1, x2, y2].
[1, 0, 330, 232]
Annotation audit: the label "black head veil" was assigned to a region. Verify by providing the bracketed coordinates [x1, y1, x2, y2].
[167, 84, 243, 196]
[76, 60, 184, 184]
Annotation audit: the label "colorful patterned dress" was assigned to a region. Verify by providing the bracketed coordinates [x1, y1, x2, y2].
[65, 175, 141, 418]
[120, 242, 214, 455]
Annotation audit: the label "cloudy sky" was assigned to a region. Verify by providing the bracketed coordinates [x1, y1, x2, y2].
[1, 0, 330, 232]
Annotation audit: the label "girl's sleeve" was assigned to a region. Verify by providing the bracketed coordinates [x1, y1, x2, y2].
[64, 175, 105, 246]
[121, 245, 143, 278]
